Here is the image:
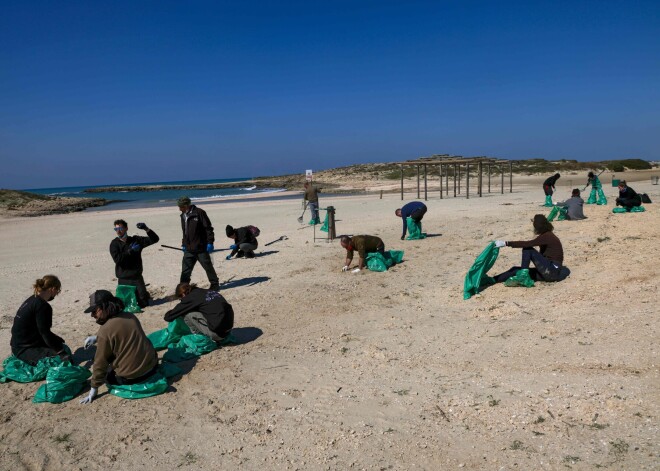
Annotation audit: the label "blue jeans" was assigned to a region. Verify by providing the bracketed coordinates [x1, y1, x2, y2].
[495, 247, 562, 282]
[308, 202, 319, 222]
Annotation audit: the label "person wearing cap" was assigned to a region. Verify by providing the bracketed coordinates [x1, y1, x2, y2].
[303, 182, 322, 224]
[493, 214, 565, 283]
[340, 235, 385, 272]
[109, 219, 160, 308]
[10, 275, 70, 365]
[225, 225, 258, 259]
[615, 180, 642, 211]
[176, 196, 220, 291]
[395, 201, 427, 240]
[80, 290, 158, 404]
[164, 282, 234, 342]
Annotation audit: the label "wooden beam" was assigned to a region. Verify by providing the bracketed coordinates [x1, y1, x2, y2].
[423, 164, 428, 201]
[417, 165, 420, 199]
[509, 161, 513, 193]
[400, 163, 404, 200]
[439, 164, 443, 199]
[466, 163, 470, 199]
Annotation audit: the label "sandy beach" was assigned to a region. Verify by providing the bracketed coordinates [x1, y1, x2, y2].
[0, 177, 658, 470]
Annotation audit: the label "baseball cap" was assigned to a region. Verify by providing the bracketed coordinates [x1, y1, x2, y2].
[84, 290, 115, 313]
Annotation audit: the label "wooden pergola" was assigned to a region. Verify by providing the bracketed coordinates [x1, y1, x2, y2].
[397, 155, 513, 200]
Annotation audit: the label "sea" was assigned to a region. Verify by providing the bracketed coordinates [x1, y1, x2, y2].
[25, 178, 295, 211]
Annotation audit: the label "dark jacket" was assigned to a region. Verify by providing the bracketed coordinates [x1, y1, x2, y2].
[400, 201, 427, 237]
[543, 175, 560, 188]
[109, 230, 159, 279]
[507, 231, 564, 266]
[164, 288, 234, 337]
[619, 186, 641, 203]
[235, 226, 258, 246]
[347, 235, 384, 260]
[180, 205, 215, 253]
[11, 296, 65, 356]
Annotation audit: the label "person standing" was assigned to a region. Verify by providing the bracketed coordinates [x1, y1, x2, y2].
[615, 181, 642, 211]
[177, 196, 220, 291]
[10, 275, 69, 365]
[585, 171, 607, 205]
[542, 173, 561, 206]
[109, 219, 160, 308]
[79, 290, 159, 404]
[556, 189, 586, 220]
[395, 201, 427, 240]
[303, 182, 321, 224]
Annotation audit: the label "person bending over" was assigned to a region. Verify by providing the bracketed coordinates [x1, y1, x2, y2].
[494, 214, 565, 283]
[109, 219, 160, 308]
[543, 173, 561, 198]
[80, 290, 158, 404]
[225, 225, 258, 259]
[615, 180, 642, 211]
[164, 282, 234, 343]
[395, 201, 427, 240]
[10, 275, 69, 365]
[340, 235, 384, 273]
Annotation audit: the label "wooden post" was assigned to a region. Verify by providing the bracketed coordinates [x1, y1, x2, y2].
[453, 164, 457, 197]
[423, 164, 428, 201]
[439, 164, 443, 199]
[458, 164, 461, 194]
[478, 161, 483, 197]
[487, 164, 491, 193]
[500, 166, 504, 194]
[466, 163, 470, 199]
[509, 161, 513, 193]
[446, 165, 449, 195]
[400, 164, 404, 200]
[417, 165, 420, 199]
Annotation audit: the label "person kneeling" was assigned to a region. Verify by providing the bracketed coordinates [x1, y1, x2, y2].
[80, 290, 158, 404]
[225, 225, 258, 259]
[494, 214, 566, 283]
[164, 283, 234, 343]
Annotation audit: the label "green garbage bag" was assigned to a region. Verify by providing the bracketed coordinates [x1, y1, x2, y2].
[504, 269, 535, 288]
[556, 206, 567, 221]
[0, 345, 72, 383]
[163, 334, 217, 363]
[544, 195, 553, 207]
[147, 318, 192, 351]
[33, 365, 91, 404]
[596, 188, 607, 205]
[631, 206, 645, 213]
[365, 250, 404, 272]
[115, 285, 142, 313]
[612, 207, 627, 213]
[406, 217, 426, 240]
[547, 206, 560, 222]
[320, 213, 329, 232]
[587, 188, 597, 204]
[108, 371, 168, 399]
[463, 242, 500, 300]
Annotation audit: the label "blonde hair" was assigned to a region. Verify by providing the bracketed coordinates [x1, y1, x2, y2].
[33, 275, 61, 296]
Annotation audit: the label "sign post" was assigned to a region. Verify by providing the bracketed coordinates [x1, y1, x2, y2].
[305, 169, 313, 182]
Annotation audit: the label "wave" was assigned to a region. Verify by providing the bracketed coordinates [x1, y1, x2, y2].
[241, 185, 257, 191]
[189, 188, 286, 201]
[48, 191, 81, 196]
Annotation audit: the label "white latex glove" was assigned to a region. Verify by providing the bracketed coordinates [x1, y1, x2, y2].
[494, 240, 506, 248]
[341, 265, 349, 272]
[351, 268, 361, 273]
[80, 387, 98, 404]
[83, 336, 97, 349]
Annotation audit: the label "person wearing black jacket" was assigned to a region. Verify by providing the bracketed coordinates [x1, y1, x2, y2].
[615, 180, 642, 211]
[225, 225, 258, 259]
[10, 275, 69, 365]
[164, 282, 234, 342]
[109, 219, 159, 308]
[177, 196, 220, 290]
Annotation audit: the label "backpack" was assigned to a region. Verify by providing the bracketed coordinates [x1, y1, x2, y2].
[641, 193, 652, 204]
[247, 225, 261, 237]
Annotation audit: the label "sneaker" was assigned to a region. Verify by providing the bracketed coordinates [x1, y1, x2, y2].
[236, 250, 245, 258]
[245, 251, 255, 258]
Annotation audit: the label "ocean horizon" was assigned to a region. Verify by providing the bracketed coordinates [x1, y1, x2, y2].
[25, 177, 291, 210]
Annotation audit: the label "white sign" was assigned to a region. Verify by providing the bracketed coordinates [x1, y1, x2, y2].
[305, 169, 313, 181]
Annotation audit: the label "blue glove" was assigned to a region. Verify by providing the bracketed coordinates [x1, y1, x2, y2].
[225, 255, 232, 260]
[207, 243, 214, 252]
[136, 222, 147, 230]
[129, 242, 141, 252]
[229, 244, 237, 250]
[181, 245, 186, 252]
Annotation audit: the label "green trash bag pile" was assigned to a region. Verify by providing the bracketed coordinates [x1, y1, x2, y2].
[406, 217, 426, 240]
[463, 242, 499, 300]
[547, 205, 568, 222]
[115, 285, 142, 313]
[163, 334, 217, 363]
[108, 363, 182, 400]
[33, 365, 91, 404]
[612, 206, 645, 213]
[365, 250, 404, 272]
[504, 269, 535, 288]
[0, 345, 72, 383]
[148, 317, 192, 350]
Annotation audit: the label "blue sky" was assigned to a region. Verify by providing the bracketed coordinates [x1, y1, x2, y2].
[1, 1, 658, 189]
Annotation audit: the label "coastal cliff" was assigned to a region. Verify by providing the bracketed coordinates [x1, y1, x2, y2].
[0, 189, 107, 217]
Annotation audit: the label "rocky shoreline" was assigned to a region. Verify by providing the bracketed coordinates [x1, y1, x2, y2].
[0, 190, 108, 217]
